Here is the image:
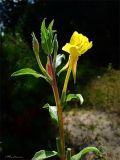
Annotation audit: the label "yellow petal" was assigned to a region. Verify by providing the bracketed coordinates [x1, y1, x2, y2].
[62, 43, 72, 54]
[69, 47, 79, 83]
[88, 41, 93, 49]
[78, 41, 93, 55]
[70, 31, 80, 45]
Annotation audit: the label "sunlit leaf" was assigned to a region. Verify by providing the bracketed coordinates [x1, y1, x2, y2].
[48, 19, 54, 30]
[41, 18, 55, 55]
[32, 150, 57, 160]
[11, 68, 50, 83]
[41, 18, 47, 40]
[43, 103, 58, 126]
[71, 147, 101, 160]
[66, 94, 84, 105]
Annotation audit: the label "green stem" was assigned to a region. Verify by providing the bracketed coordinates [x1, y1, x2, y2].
[49, 55, 65, 160]
[66, 148, 71, 160]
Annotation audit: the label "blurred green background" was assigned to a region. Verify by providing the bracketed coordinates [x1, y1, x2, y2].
[0, 0, 119, 159]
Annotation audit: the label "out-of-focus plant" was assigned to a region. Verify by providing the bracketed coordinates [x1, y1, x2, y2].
[11, 19, 102, 160]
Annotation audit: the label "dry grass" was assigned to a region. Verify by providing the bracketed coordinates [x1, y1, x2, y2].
[83, 69, 120, 112]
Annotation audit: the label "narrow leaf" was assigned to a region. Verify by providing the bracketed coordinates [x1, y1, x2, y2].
[53, 34, 58, 69]
[66, 94, 84, 105]
[48, 19, 54, 30]
[41, 18, 47, 39]
[11, 68, 50, 83]
[32, 150, 57, 160]
[43, 104, 58, 125]
[32, 32, 39, 55]
[71, 147, 101, 160]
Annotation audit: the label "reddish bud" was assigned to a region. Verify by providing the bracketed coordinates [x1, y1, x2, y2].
[46, 58, 53, 79]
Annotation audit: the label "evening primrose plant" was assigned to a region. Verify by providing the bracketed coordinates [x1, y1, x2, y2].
[11, 19, 102, 160]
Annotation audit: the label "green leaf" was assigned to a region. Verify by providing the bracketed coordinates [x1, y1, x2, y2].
[66, 94, 84, 105]
[32, 150, 57, 160]
[41, 19, 49, 54]
[11, 68, 47, 79]
[41, 19, 56, 55]
[71, 147, 101, 160]
[43, 103, 58, 126]
[41, 18, 47, 40]
[48, 19, 54, 30]
[31, 32, 39, 55]
[55, 54, 65, 68]
[53, 34, 58, 69]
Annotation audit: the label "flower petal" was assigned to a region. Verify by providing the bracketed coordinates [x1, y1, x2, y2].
[70, 31, 80, 45]
[69, 47, 79, 83]
[78, 41, 93, 55]
[62, 43, 72, 54]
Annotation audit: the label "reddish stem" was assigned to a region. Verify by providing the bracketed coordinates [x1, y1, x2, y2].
[48, 55, 65, 160]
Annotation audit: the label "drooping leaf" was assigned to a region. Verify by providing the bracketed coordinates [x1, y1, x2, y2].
[11, 68, 47, 79]
[66, 94, 84, 105]
[55, 54, 65, 68]
[71, 147, 101, 160]
[43, 103, 58, 126]
[32, 150, 57, 160]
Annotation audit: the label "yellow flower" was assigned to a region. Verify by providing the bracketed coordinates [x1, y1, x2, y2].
[60, 31, 93, 83]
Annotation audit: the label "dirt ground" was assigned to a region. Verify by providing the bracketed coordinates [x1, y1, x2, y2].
[64, 109, 120, 160]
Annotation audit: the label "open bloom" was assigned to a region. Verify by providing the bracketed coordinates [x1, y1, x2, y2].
[60, 31, 93, 83]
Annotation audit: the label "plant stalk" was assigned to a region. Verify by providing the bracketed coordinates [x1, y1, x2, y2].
[49, 55, 65, 160]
